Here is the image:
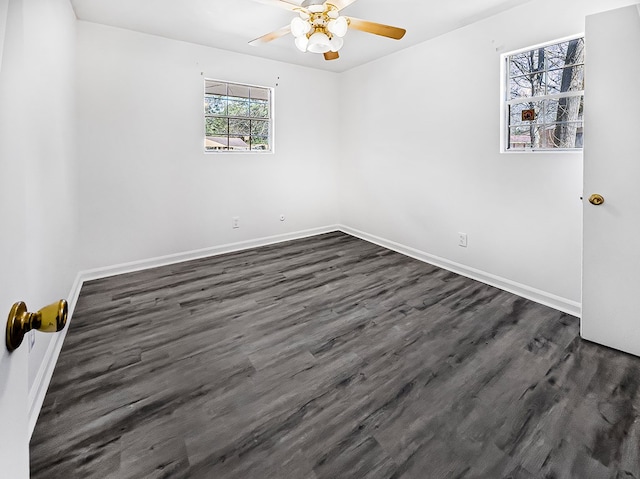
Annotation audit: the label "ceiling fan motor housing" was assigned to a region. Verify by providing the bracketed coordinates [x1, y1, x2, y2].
[301, 0, 326, 7]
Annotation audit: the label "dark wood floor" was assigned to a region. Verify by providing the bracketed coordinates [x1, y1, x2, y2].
[31, 232, 640, 478]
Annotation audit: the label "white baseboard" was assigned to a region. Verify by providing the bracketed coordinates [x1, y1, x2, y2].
[28, 223, 581, 439]
[337, 225, 581, 318]
[79, 225, 339, 282]
[27, 224, 339, 439]
[27, 272, 83, 440]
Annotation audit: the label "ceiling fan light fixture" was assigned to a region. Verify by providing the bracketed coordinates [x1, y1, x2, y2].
[327, 16, 348, 37]
[250, 0, 406, 63]
[329, 36, 343, 52]
[290, 16, 311, 37]
[295, 35, 309, 52]
[307, 31, 331, 53]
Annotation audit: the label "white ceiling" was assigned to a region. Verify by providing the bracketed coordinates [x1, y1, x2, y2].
[70, 0, 533, 72]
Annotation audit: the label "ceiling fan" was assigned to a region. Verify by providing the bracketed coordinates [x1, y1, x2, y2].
[250, 0, 406, 61]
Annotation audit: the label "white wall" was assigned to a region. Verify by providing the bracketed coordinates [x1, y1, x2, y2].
[0, 0, 77, 474]
[75, 22, 340, 271]
[338, 0, 634, 310]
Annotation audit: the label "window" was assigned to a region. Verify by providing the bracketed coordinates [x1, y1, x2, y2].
[204, 79, 272, 152]
[503, 37, 584, 151]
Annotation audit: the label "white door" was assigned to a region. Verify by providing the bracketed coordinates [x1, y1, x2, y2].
[582, 4, 640, 356]
[0, 332, 30, 477]
[0, 0, 31, 475]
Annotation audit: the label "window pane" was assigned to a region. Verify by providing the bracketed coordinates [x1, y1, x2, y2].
[545, 96, 584, 123]
[547, 65, 584, 94]
[205, 136, 229, 150]
[205, 95, 226, 115]
[251, 136, 269, 150]
[509, 48, 545, 77]
[509, 73, 545, 99]
[546, 122, 583, 148]
[540, 99, 560, 124]
[227, 99, 250, 117]
[546, 38, 584, 69]
[205, 81, 226, 96]
[250, 100, 269, 118]
[205, 117, 228, 135]
[229, 136, 249, 150]
[251, 120, 269, 137]
[509, 101, 543, 125]
[229, 119, 250, 135]
[560, 95, 584, 122]
[544, 96, 582, 123]
[251, 87, 269, 101]
[509, 125, 544, 149]
[228, 83, 250, 99]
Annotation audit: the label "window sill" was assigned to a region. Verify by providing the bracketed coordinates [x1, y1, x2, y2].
[204, 150, 274, 155]
[501, 148, 583, 154]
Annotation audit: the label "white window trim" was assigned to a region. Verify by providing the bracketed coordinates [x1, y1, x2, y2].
[500, 33, 585, 154]
[203, 78, 275, 155]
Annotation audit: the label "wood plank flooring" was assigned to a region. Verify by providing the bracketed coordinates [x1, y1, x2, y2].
[30, 232, 640, 478]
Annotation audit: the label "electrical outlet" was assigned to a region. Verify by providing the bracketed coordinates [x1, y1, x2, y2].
[458, 232, 468, 248]
[232, 217, 240, 229]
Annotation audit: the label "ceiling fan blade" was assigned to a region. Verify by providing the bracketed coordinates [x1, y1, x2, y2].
[328, 0, 359, 11]
[249, 25, 291, 46]
[324, 51, 340, 61]
[347, 17, 406, 40]
[253, 0, 300, 11]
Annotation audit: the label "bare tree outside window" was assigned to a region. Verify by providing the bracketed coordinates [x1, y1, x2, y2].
[505, 38, 584, 150]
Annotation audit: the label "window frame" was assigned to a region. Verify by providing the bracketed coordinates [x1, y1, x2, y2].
[500, 34, 585, 154]
[203, 78, 275, 154]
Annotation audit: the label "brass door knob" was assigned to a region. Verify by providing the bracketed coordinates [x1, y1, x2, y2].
[588, 194, 605, 206]
[5, 300, 68, 352]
